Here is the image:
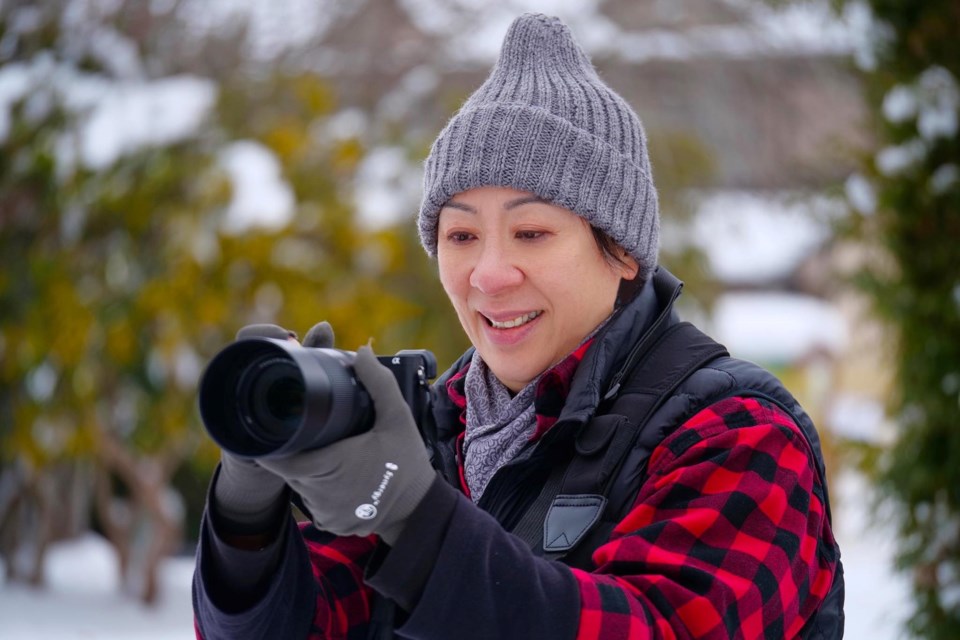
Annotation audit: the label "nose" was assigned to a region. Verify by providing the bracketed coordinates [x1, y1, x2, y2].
[469, 239, 523, 295]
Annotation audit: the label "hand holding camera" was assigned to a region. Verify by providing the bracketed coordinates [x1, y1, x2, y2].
[257, 345, 437, 544]
[201, 322, 438, 545]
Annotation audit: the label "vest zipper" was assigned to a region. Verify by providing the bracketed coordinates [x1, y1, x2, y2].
[603, 280, 684, 402]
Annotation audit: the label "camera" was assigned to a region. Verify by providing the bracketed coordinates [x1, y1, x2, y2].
[198, 337, 437, 459]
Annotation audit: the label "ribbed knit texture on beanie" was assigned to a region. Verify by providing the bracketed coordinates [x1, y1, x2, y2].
[418, 13, 659, 281]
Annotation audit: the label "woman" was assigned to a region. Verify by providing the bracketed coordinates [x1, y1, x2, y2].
[193, 13, 843, 639]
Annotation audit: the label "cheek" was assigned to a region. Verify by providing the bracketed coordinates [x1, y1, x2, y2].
[438, 256, 469, 308]
[555, 260, 621, 311]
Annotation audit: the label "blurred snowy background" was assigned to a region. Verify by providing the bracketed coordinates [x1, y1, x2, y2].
[3, 0, 954, 637]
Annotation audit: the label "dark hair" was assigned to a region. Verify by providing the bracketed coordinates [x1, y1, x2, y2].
[591, 227, 632, 269]
[591, 227, 646, 306]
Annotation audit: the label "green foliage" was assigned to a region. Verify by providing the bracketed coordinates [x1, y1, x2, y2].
[213, 72, 466, 365]
[0, 0, 466, 574]
[836, 0, 960, 635]
[0, 95, 225, 463]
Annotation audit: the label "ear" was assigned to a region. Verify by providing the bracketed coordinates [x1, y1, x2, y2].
[615, 252, 640, 281]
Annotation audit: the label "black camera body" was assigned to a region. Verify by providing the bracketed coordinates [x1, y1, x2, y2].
[198, 337, 437, 459]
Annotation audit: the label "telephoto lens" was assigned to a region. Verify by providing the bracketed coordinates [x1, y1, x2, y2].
[199, 338, 373, 458]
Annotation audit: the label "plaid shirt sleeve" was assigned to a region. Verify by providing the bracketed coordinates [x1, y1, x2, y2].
[573, 395, 839, 639]
[299, 527, 379, 639]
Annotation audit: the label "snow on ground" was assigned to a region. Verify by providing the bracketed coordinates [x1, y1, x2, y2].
[0, 468, 911, 638]
[0, 537, 196, 639]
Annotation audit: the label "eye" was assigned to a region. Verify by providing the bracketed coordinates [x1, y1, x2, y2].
[444, 231, 476, 244]
[516, 229, 546, 241]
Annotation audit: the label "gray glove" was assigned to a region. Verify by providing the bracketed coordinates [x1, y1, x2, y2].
[211, 322, 334, 534]
[260, 345, 436, 545]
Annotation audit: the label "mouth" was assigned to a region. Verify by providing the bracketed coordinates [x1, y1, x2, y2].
[482, 310, 542, 330]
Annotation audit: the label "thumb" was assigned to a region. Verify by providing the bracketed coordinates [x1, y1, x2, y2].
[352, 346, 403, 401]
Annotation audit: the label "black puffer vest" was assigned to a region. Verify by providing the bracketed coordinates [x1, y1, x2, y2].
[423, 267, 844, 638]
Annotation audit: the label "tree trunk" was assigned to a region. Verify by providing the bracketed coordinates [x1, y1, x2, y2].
[95, 430, 185, 605]
[0, 460, 88, 588]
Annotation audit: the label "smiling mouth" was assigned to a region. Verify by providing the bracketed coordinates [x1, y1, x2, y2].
[484, 311, 542, 329]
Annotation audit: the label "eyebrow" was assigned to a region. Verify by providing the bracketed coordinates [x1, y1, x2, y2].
[441, 195, 551, 214]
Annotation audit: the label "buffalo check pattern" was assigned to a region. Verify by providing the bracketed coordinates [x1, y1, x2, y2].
[573, 395, 838, 639]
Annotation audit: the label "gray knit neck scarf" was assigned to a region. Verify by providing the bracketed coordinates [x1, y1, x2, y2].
[462, 351, 540, 502]
[461, 316, 615, 502]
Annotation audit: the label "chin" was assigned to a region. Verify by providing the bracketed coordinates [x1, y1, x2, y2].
[487, 362, 539, 391]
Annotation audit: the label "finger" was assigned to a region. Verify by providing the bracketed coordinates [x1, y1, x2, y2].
[352, 345, 404, 400]
[303, 321, 335, 349]
[258, 450, 334, 479]
[236, 324, 298, 341]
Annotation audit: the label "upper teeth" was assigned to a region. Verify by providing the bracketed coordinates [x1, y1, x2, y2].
[489, 311, 541, 329]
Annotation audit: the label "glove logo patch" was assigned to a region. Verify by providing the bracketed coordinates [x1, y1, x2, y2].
[355, 504, 377, 519]
[355, 462, 399, 520]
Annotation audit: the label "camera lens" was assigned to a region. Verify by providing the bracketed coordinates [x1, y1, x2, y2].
[199, 338, 374, 458]
[238, 356, 305, 447]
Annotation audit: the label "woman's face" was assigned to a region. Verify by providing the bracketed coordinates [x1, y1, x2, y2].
[437, 186, 638, 393]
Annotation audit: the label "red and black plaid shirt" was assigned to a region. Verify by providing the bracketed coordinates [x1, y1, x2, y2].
[240, 342, 838, 639]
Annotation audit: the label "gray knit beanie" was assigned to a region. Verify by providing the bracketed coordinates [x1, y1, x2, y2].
[418, 13, 659, 281]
